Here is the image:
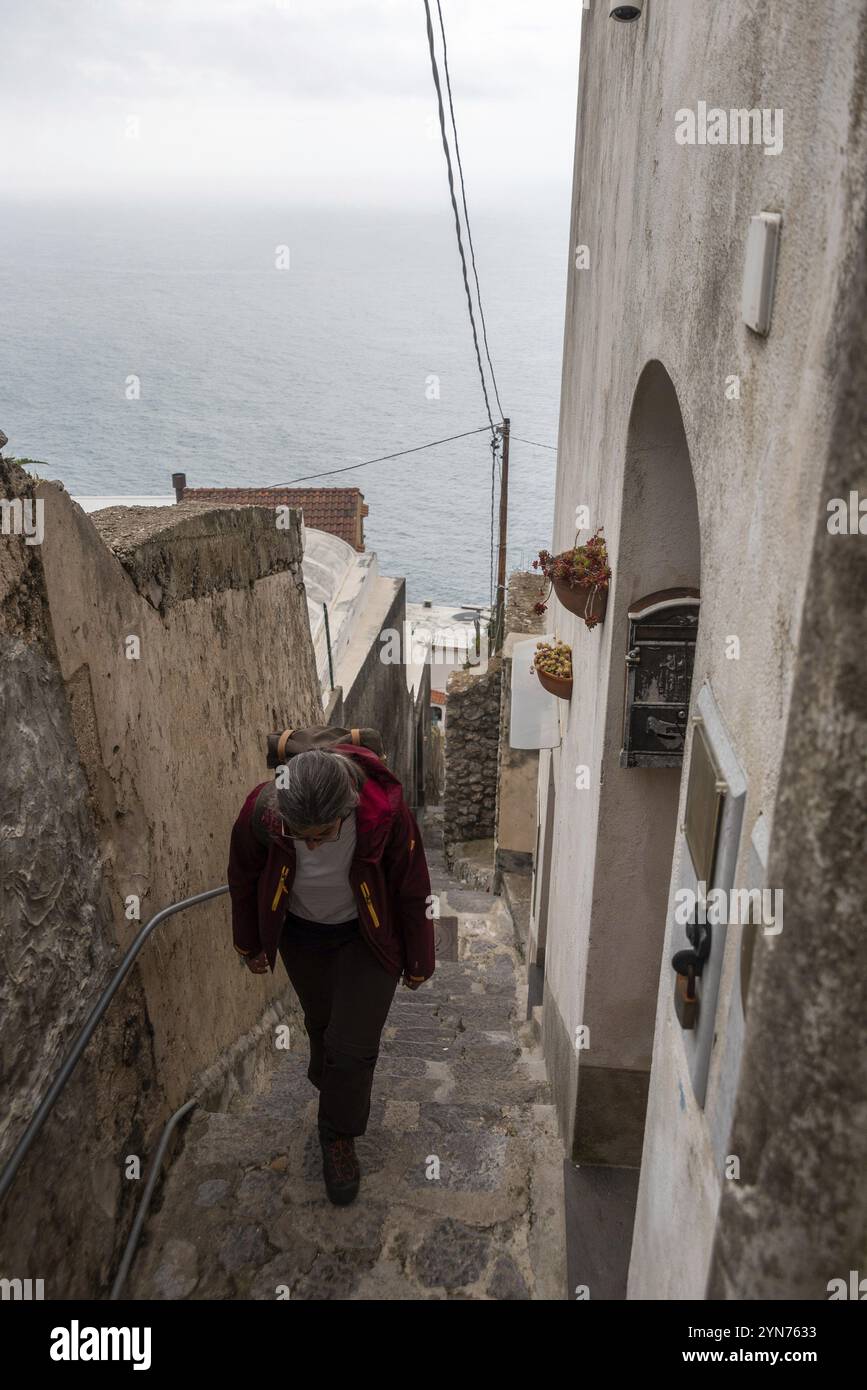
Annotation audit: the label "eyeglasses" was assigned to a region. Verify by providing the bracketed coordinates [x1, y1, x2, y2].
[286, 814, 348, 845]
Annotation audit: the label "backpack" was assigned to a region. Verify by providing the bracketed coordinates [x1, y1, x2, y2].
[254, 726, 386, 849]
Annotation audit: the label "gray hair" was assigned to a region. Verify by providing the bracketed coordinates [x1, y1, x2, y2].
[276, 749, 365, 831]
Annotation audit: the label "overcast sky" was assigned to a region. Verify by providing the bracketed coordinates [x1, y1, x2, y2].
[1, 0, 582, 205]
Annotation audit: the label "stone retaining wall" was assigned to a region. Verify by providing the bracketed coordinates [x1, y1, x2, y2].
[443, 656, 503, 845]
[0, 464, 321, 1295]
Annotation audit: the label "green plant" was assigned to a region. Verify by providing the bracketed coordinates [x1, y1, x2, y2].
[532, 639, 572, 680]
[13, 458, 49, 484]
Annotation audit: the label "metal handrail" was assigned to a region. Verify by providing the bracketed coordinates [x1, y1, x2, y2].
[323, 601, 335, 691]
[0, 885, 229, 1203]
[109, 1098, 198, 1300]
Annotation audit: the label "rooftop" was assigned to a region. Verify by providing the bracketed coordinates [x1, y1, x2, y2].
[178, 483, 368, 551]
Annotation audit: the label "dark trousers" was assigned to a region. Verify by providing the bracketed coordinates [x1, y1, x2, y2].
[278, 926, 399, 1141]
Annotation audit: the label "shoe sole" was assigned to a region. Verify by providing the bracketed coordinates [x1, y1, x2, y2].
[324, 1183, 359, 1206]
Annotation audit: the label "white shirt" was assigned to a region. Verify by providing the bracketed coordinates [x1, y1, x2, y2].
[286, 811, 358, 923]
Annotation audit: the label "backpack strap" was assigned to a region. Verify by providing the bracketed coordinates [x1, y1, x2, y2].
[277, 729, 295, 762]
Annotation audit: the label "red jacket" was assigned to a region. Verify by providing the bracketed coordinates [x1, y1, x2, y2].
[227, 745, 435, 982]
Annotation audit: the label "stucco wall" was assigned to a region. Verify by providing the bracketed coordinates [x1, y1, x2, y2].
[0, 472, 322, 1295]
[495, 573, 547, 874]
[706, 149, 867, 1298]
[538, 0, 867, 1297]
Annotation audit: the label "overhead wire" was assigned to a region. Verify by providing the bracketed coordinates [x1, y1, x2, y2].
[267, 5, 511, 627]
[513, 436, 557, 451]
[490, 431, 497, 615]
[435, 0, 504, 421]
[259, 425, 494, 488]
[422, 0, 497, 439]
[427, 0, 504, 629]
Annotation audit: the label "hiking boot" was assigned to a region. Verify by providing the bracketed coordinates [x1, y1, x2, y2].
[320, 1133, 360, 1205]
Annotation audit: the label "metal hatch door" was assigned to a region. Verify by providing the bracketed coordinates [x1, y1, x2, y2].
[620, 589, 700, 768]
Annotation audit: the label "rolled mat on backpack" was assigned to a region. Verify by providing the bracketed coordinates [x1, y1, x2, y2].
[265, 726, 386, 768]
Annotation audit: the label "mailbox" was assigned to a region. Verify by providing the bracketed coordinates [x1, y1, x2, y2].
[619, 588, 700, 767]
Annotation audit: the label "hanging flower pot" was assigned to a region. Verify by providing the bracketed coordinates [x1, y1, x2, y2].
[553, 576, 608, 627]
[532, 527, 612, 631]
[532, 639, 573, 700]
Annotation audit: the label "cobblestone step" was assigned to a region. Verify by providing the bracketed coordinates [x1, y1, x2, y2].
[435, 889, 499, 914]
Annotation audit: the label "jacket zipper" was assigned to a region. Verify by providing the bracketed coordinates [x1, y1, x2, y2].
[271, 865, 289, 912]
[359, 879, 380, 928]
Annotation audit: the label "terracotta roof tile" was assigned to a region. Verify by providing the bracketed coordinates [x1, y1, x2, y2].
[181, 486, 366, 550]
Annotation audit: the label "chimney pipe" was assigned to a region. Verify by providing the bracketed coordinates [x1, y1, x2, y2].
[171, 472, 186, 503]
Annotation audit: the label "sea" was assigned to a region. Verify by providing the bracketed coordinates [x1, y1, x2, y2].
[0, 197, 568, 607]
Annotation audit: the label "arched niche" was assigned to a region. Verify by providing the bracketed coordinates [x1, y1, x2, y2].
[573, 360, 701, 1166]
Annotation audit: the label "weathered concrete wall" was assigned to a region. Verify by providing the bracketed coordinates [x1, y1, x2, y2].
[1, 462, 137, 1302]
[443, 658, 503, 845]
[534, 0, 867, 1298]
[90, 502, 303, 615]
[336, 575, 416, 800]
[0, 471, 321, 1295]
[707, 171, 867, 1301]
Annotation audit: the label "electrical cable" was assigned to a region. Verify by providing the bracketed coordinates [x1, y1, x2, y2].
[422, 0, 497, 438]
[435, 0, 504, 421]
[422, 2, 509, 632]
[259, 424, 495, 488]
[262, 5, 511, 624]
[490, 431, 497, 615]
[513, 435, 557, 451]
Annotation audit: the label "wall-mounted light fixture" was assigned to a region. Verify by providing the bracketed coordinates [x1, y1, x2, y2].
[609, 3, 643, 19]
[741, 212, 782, 336]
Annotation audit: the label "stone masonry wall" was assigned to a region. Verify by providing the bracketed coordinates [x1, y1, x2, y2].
[443, 656, 503, 846]
[505, 569, 548, 635]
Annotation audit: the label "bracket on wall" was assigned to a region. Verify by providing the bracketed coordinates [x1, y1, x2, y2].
[669, 683, 747, 1107]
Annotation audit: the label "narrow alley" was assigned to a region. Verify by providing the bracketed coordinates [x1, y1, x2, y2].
[3, 0, 865, 1336]
[129, 811, 565, 1300]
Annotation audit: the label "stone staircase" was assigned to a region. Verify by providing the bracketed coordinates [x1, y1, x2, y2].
[128, 808, 566, 1300]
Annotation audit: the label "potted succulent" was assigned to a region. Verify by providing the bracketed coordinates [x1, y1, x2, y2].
[532, 639, 573, 700]
[532, 527, 612, 629]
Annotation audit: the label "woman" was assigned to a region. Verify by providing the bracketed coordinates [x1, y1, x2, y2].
[227, 740, 435, 1206]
